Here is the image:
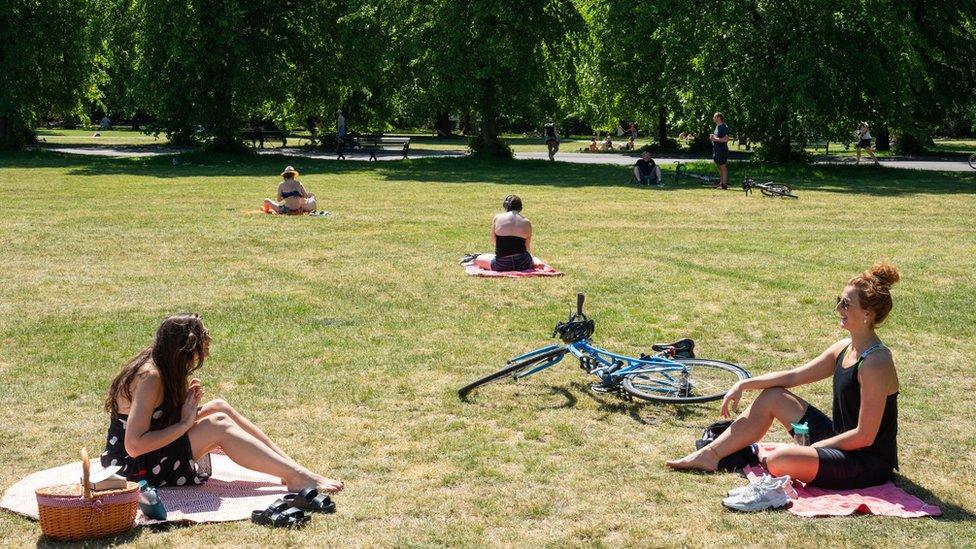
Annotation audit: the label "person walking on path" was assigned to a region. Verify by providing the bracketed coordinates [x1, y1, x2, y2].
[856, 122, 880, 166]
[336, 109, 347, 160]
[544, 122, 559, 161]
[709, 112, 730, 189]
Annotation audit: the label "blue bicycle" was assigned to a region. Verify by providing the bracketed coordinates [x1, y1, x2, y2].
[459, 294, 750, 403]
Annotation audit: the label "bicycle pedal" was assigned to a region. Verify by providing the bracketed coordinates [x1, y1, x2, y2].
[589, 382, 615, 394]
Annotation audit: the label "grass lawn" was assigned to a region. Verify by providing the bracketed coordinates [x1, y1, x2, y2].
[1, 151, 974, 546]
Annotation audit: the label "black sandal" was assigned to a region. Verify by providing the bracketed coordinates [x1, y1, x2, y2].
[251, 499, 310, 527]
[283, 487, 336, 514]
[459, 253, 479, 266]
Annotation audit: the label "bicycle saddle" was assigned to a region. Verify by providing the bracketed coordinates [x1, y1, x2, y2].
[650, 338, 695, 359]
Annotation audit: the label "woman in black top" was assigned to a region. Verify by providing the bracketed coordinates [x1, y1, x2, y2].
[472, 195, 540, 272]
[667, 262, 901, 489]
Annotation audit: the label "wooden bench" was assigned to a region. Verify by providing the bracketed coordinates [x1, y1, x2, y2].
[357, 135, 411, 161]
[244, 129, 287, 148]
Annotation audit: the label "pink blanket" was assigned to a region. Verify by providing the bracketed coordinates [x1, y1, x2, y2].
[744, 444, 941, 518]
[463, 262, 564, 278]
[1, 454, 289, 525]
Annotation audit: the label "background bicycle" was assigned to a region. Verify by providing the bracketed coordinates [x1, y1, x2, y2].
[673, 161, 719, 186]
[742, 177, 799, 198]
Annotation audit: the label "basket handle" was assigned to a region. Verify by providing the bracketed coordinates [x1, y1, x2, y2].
[81, 447, 92, 500]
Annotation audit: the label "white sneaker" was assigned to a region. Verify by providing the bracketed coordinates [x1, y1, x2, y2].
[722, 476, 795, 512]
[726, 474, 791, 497]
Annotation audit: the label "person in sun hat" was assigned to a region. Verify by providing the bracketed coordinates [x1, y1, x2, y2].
[262, 166, 317, 215]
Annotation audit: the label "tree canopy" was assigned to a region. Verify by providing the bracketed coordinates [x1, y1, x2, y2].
[3, 0, 974, 159]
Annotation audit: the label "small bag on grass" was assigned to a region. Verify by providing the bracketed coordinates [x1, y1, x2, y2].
[35, 448, 140, 541]
[696, 421, 760, 472]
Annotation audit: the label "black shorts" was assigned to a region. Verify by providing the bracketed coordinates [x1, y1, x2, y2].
[791, 405, 894, 490]
[713, 149, 728, 165]
[858, 138, 872, 149]
[491, 252, 533, 272]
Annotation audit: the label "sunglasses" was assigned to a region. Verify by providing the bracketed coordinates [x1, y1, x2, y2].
[836, 296, 851, 310]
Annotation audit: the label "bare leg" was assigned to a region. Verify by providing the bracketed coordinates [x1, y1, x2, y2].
[197, 399, 291, 462]
[867, 147, 880, 165]
[188, 412, 344, 492]
[474, 254, 495, 270]
[262, 199, 277, 213]
[303, 196, 317, 212]
[718, 164, 728, 188]
[764, 445, 820, 482]
[666, 387, 807, 471]
[856, 146, 862, 164]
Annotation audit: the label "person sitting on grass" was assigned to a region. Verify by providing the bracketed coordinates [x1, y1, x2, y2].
[667, 262, 901, 491]
[472, 195, 541, 272]
[600, 136, 614, 151]
[102, 313, 344, 493]
[588, 138, 599, 152]
[624, 136, 636, 151]
[633, 151, 661, 185]
[262, 166, 317, 215]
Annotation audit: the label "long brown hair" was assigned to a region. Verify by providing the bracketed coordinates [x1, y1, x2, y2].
[105, 314, 209, 427]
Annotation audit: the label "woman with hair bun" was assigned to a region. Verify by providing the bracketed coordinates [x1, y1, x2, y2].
[668, 262, 902, 490]
[102, 314, 343, 493]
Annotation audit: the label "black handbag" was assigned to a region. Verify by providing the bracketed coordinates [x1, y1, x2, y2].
[695, 420, 759, 472]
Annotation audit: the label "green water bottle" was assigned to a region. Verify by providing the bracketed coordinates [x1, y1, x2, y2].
[791, 422, 810, 446]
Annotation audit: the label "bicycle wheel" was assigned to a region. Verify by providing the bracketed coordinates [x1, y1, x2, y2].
[621, 358, 750, 403]
[458, 347, 566, 398]
[969, 153, 976, 170]
[760, 184, 798, 199]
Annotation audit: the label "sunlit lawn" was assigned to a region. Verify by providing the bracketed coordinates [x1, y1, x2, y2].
[1, 151, 974, 546]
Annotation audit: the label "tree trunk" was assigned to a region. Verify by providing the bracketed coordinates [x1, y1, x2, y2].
[476, 79, 510, 157]
[875, 126, 890, 151]
[434, 112, 453, 137]
[657, 106, 668, 144]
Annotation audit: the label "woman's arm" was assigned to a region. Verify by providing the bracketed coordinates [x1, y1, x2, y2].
[123, 371, 200, 458]
[525, 221, 532, 252]
[720, 339, 847, 418]
[277, 183, 284, 201]
[490, 215, 498, 245]
[812, 351, 896, 451]
[298, 182, 310, 198]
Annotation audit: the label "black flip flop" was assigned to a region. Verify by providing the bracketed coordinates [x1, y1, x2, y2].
[459, 253, 479, 266]
[251, 499, 310, 527]
[283, 487, 336, 514]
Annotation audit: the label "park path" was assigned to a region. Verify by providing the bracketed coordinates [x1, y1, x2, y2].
[33, 145, 975, 173]
[516, 151, 976, 172]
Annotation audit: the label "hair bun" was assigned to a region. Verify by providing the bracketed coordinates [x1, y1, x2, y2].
[866, 261, 900, 288]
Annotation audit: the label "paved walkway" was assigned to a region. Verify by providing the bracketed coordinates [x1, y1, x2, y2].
[33, 145, 975, 173]
[516, 151, 976, 172]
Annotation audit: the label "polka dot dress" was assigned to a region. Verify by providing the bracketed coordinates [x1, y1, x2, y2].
[101, 407, 209, 488]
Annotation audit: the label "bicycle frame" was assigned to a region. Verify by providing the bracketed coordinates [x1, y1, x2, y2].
[508, 340, 693, 396]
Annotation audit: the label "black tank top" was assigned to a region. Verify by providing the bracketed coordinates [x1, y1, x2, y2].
[495, 235, 527, 257]
[833, 343, 898, 469]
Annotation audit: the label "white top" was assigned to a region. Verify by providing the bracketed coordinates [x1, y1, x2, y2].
[859, 127, 872, 140]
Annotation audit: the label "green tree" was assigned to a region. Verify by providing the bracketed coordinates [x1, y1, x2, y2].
[414, 0, 585, 157]
[0, 0, 99, 149]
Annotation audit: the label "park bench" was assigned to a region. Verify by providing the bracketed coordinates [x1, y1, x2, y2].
[244, 129, 288, 149]
[357, 134, 411, 161]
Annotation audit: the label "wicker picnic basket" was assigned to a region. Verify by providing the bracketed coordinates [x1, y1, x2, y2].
[35, 449, 140, 541]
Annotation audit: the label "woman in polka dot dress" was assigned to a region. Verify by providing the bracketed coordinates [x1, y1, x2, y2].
[102, 314, 344, 493]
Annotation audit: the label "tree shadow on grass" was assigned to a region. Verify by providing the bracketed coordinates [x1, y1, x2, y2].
[5, 149, 973, 196]
[891, 475, 976, 522]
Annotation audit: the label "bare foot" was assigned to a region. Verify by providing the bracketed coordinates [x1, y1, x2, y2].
[311, 472, 344, 493]
[666, 446, 720, 472]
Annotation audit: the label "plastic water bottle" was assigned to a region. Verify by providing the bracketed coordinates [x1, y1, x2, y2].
[137, 480, 167, 520]
[791, 422, 810, 446]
